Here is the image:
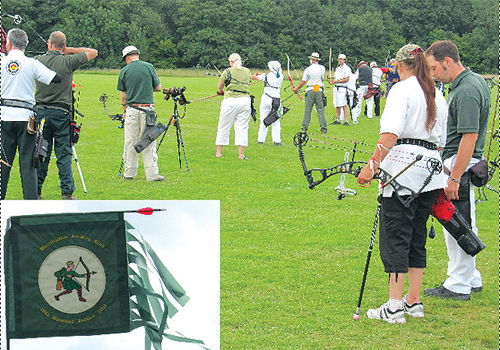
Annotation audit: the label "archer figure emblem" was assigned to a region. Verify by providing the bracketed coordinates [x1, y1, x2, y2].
[54, 257, 96, 302]
[39, 246, 106, 314]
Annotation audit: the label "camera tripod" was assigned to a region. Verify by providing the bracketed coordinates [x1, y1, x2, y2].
[157, 95, 190, 172]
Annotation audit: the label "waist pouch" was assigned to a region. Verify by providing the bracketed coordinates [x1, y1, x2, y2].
[468, 159, 488, 187]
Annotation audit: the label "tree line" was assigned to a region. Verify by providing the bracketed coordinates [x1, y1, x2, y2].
[2, 0, 498, 74]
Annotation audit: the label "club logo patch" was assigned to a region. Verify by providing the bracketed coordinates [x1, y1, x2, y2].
[38, 245, 106, 314]
[7, 60, 21, 75]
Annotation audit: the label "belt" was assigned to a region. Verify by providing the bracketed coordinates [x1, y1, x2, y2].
[1, 98, 38, 112]
[396, 138, 437, 150]
[131, 103, 154, 107]
[306, 87, 324, 92]
[36, 102, 72, 112]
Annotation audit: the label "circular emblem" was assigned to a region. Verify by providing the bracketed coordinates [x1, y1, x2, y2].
[38, 246, 106, 314]
[7, 60, 21, 75]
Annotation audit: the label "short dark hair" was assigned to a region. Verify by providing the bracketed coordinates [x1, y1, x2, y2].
[425, 40, 461, 63]
[7, 28, 29, 50]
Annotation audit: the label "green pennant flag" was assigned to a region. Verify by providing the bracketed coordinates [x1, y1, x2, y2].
[4, 210, 208, 349]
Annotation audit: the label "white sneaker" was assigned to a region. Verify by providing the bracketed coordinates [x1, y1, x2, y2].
[403, 295, 424, 318]
[367, 300, 406, 324]
[147, 175, 165, 182]
[353, 120, 358, 124]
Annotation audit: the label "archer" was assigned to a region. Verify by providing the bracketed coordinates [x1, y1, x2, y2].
[292, 52, 328, 134]
[35, 31, 98, 200]
[54, 260, 88, 302]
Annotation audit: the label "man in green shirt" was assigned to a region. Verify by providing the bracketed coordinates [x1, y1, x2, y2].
[424, 40, 490, 300]
[35, 31, 98, 199]
[117, 45, 164, 181]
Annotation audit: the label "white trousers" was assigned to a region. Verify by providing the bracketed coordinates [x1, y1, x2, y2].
[333, 86, 348, 107]
[443, 183, 482, 294]
[257, 94, 281, 143]
[352, 85, 373, 120]
[123, 106, 160, 180]
[216, 97, 251, 146]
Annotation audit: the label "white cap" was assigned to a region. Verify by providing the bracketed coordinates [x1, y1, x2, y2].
[338, 54, 346, 59]
[370, 61, 377, 67]
[122, 45, 140, 60]
[268, 60, 282, 72]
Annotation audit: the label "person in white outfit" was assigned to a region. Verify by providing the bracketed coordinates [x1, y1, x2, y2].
[329, 54, 352, 126]
[252, 61, 284, 145]
[357, 44, 449, 324]
[339, 66, 357, 122]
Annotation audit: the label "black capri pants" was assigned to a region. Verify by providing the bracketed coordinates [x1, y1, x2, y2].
[379, 189, 439, 274]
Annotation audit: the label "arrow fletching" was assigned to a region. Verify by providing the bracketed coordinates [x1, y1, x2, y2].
[136, 207, 167, 215]
[120, 207, 167, 215]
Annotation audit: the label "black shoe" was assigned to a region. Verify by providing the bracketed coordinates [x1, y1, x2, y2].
[331, 120, 341, 125]
[471, 285, 483, 293]
[321, 130, 328, 134]
[424, 285, 470, 300]
[343, 122, 349, 126]
[438, 279, 482, 293]
[274, 142, 284, 146]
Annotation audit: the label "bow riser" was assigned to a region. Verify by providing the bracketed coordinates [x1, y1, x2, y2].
[100, 94, 125, 127]
[295, 132, 438, 208]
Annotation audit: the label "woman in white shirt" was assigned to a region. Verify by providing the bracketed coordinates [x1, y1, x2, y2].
[251, 61, 284, 145]
[357, 44, 448, 324]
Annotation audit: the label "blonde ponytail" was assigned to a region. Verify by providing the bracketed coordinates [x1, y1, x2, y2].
[229, 53, 243, 69]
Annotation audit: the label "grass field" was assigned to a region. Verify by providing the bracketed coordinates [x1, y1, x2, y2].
[3, 69, 499, 349]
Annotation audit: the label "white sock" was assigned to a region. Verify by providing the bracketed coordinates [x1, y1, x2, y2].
[388, 298, 403, 310]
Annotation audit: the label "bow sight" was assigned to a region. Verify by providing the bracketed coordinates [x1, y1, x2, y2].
[163, 86, 189, 105]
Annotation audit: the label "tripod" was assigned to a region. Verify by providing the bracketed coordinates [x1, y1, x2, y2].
[157, 95, 190, 172]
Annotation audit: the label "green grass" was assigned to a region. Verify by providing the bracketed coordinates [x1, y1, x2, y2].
[4, 70, 499, 349]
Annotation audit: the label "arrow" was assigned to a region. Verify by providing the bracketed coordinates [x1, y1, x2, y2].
[381, 154, 423, 189]
[123, 207, 168, 215]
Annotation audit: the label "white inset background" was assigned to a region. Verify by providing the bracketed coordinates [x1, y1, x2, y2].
[1, 200, 220, 350]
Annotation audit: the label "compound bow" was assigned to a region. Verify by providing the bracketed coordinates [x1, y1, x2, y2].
[100, 94, 125, 127]
[294, 132, 443, 208]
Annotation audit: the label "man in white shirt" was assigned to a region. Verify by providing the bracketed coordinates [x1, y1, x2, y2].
[329, 54, 352, 126]
[293, 52, 327, 134]
[1, 28, 61, 199]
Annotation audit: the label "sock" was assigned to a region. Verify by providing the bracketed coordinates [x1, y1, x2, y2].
[388, 298, 403, 310]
